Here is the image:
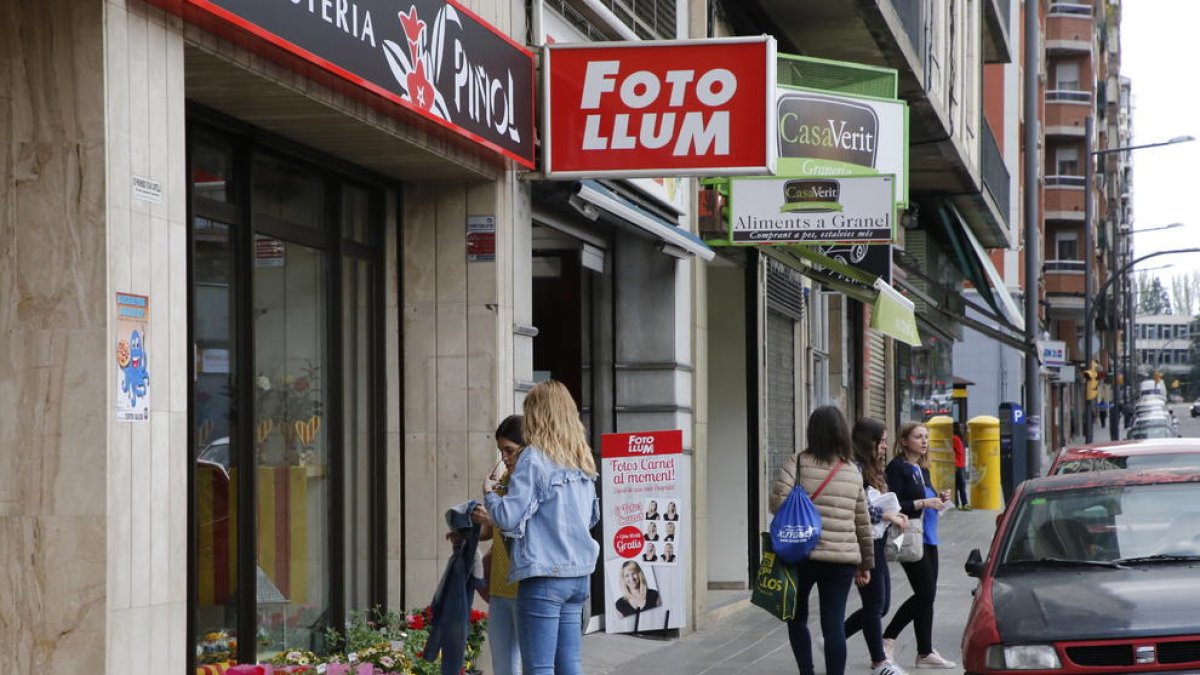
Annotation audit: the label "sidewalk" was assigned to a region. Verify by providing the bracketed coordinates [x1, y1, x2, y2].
[581, 506, 1001, 674]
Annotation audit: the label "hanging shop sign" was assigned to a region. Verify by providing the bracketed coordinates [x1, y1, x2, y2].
[813, 242, 892, 285]
[1038, 340, 1068, 367]
[601, 430, 689, 634]
[777, 88, 909, 207]
[149, 0, 536, 167]
[544, 37, 777, 178]
[728, 174, 895, 244]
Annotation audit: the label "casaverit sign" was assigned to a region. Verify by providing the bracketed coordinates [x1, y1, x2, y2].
[777, 88, 908, 206]
[154, 0, 535, 167]
[729, 175, 895, 244]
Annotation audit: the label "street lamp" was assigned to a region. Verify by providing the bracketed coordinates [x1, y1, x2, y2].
[1086, 249, 1200, 439]
[1083, 116, 1194, 443]
[1119, 222, 1184, 235]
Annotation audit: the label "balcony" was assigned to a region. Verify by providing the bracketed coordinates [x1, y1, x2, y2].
[1046, 90, 1091, 137]
[1044, 259, 1086, 318]
[982, 0, 1013, 63]
[1046, 3, 1095, 53]
[1045, 175, 1086, 220]
[981, 121, 1010, 222]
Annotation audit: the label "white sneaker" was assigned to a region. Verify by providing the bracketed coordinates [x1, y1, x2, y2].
[914, 651, 957, 669]
[882, 638, 895, 662]
[872, 661, 909, 675]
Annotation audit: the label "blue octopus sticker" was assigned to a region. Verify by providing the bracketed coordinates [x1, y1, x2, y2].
[117, 327, 149, 420]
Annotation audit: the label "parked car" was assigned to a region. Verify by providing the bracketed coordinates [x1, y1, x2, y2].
[961, 468, 1200, 674]
[1049, 438, 1200, 475]
[1191, 399, 1200, 418]
[1128, 424, 1178, 440]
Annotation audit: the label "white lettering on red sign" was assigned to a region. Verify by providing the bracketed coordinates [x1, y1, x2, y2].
[577, 61, 736, 157]
[627, 434, 656, 454]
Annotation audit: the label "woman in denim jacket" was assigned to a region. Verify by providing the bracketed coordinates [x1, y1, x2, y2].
[480, 380, 600, 675]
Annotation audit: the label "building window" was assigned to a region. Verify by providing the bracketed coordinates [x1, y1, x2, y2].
[1055, 232, 1079, 260]
[1055, 61, 1080, 91]
[189, 125, 385, 666]
[1055, 146, 1080, 175]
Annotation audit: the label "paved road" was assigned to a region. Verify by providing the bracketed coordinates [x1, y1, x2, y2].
[582, 507, 1000, 674]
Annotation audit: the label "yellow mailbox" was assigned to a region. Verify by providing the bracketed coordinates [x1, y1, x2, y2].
[967, 415, 1002, 510]
[925, 415, 956, 494]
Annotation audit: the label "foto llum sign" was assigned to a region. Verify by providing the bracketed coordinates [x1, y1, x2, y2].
[544, 37, 777, 178]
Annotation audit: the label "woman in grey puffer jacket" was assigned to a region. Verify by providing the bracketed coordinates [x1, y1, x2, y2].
[769, 405, 874, 675]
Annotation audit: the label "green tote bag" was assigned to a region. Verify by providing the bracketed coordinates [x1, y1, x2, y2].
[750, 532, 799, 621]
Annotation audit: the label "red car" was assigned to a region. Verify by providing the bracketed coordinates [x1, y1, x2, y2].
[961, 468, 1200, 674]
[1047, 438, 1200, 475]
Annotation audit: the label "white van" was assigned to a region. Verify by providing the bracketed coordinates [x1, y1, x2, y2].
[1139, 379, 1167, 398]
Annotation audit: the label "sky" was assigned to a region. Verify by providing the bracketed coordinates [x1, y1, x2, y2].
[1118, 2, 1200, 283]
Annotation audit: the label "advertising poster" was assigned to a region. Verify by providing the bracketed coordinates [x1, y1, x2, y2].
[115, 292, 150, 422]
[601, 430, 688, 634]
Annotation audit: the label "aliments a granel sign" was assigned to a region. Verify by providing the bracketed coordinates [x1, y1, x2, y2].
[543, 37, 776, 179]
[154, 0, 535, 167]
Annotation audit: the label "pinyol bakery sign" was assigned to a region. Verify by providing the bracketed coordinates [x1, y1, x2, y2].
[150, 0, 536, 167]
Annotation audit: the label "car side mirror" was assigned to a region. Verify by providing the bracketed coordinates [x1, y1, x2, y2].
[965, 548, 985, 578]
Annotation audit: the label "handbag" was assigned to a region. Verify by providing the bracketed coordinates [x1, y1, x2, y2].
[885, 517, 924, 563]
[769, 459, 844, 564]
[750, 533, 799, 620]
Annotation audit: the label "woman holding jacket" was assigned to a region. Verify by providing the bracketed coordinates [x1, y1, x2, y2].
[769, 405, 874, 675]
[844, 417, 910, 675]
[882, 421, 956, 669]
[477, 381, 600, 675]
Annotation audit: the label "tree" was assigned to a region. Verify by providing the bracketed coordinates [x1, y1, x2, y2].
[1140, 276, 1172, 315]
[1170, 272, 1200, 318]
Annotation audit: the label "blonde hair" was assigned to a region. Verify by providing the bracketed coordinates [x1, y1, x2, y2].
[894, 421, 929, 468]
[523, 380, 597, 476]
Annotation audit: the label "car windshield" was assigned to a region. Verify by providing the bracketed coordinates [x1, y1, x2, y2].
[999, 482, 1200, 567]
[1129, 427, 1174, 440]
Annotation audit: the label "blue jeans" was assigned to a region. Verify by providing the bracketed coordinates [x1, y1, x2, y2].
[845, 537, 891, 663]
[786, 559, 856, 675]
[516, 576, 589, 675]
[489, 595, 521, 675]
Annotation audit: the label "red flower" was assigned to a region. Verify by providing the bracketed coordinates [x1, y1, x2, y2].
[398, 6, 426, 53]
[293, 377, 309, 392]
[470, 609, 487, 623]
[407, 613, 426, 630]
[406, 59, 435, 111]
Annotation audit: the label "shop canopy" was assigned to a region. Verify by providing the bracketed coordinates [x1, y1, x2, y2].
[937, 202, 1025, 332]
[572, 180, 715, 261]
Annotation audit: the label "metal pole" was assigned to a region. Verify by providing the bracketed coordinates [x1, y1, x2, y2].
[1024, 0, 1043, 476]
[1084, 115, 1095, 443]
[1109, 231, 1122, 440]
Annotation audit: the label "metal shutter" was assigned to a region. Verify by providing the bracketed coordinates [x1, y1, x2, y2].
[866, 328, 888, 419]
[767, 310, 797, 479]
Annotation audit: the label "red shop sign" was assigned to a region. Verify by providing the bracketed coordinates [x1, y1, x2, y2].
[543, 37, 777, 179]
[601, 429, 683, 459]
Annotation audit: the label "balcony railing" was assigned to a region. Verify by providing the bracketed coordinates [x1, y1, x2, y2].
[1044, 259, 1086, 273]
[1047, 90, 1092, 104]
[1046, 175, 1086, 188]
[1048, 2, 1093, 16]
[981, 121, 1010, 219]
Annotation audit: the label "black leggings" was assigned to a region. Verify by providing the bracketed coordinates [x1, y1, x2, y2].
[883, 544, 939, 656]
[955, 467, 969, 508]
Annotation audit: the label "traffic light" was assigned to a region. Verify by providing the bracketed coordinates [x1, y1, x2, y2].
[1084, 364, 1099, 401]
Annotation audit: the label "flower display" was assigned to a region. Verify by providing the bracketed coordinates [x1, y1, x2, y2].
[243, 605, 488, 674]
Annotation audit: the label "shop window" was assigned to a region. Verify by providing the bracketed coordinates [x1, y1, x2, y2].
[190, 128, 384, 667]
